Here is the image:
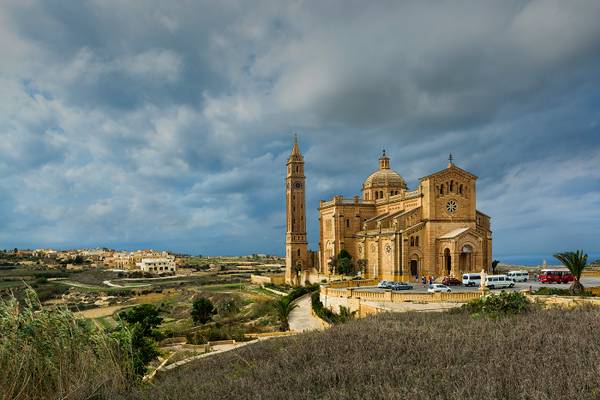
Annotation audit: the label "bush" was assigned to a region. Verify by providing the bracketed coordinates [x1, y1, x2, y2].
[215, 297, 240, 317]
[310, 290, 355, 324]
[191, 297, 216, 324]
[0, 290, 133, 399]
[533, 287, 593, 297]
[459, 291, 530, 317]
[286, 284, 318, 302]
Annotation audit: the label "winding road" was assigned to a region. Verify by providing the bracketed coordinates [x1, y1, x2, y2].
[289, 294, 327, 332]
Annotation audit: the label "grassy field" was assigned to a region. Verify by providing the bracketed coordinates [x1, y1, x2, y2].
[119, 307, 600, 400]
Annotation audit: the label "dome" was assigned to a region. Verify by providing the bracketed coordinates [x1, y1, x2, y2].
[363, 168, 407, 190]
[361, 150, 407, 197]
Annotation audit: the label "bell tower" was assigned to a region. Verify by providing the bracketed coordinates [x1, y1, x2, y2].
[285, 134, 308, 285]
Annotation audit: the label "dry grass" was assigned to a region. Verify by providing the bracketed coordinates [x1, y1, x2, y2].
[120, 306, 600, 400]
[0, 290, 133, 400]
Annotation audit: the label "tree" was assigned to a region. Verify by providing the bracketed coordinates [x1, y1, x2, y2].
[554, 250, 588, 295]
[356, 259, 368, 275]
[491, 260, 500, 274]
[272, 297, 298, 331]
[336, 250, 354, 275]
[191, 297, 216, 324]
[117, 304, 163, 376]
[119, 304, 163, 337]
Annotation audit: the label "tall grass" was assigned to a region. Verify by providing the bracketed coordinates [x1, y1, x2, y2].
[0, 289, 133, 400]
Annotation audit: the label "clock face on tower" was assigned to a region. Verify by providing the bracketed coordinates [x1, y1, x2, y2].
[446, 200, 458, 213]
[294, 182, 303, 189]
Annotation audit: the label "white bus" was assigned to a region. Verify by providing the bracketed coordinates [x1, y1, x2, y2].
[462, 273, 481, 287]
[507, 270, 529, 282]
[484, 274, 515, 289]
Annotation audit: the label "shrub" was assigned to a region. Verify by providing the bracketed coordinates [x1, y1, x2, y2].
[459, 291, 530, 317]
[285, 284, 318, 302]
[310, 290, 354, 324]
[0, 290, 133, 399]
[533, 287, 592, 297]
[215, 297, 240, 317]
[191, 297, 216, 324]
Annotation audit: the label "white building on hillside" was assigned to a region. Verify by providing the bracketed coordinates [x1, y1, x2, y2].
[137, 256, 176, 273]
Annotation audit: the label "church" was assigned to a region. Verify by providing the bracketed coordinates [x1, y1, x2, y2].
[285, 137, 492, 285]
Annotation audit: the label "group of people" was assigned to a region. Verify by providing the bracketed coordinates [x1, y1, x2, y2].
[416, 275, 435, 285]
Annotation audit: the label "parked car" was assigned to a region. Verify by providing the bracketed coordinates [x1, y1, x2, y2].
[391, 282, 413, 291]
[428, 284, 451, 293]
[377, 280, 392, 289]
[537, 268, 574, 284]
[507, 270, 529, 282]
[442, 276, 462, 286]
[484, 274, 515, 289]
[462, 273, 481, 287]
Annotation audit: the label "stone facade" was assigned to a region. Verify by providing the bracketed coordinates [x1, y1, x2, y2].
[317, 151, 492, 281]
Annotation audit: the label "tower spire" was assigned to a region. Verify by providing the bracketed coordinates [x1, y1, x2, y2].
[448, 153, 454, 168]
[290, 133, 302, 158]
[379, 148, 390, 170]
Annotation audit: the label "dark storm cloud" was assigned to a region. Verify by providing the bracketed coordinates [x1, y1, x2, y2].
[0, 0, 599, 260]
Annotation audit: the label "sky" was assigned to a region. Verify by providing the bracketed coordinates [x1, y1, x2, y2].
[0, 1, 599, 263]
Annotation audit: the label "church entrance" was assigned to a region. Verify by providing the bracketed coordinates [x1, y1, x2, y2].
[410, 259, 418, 277]
[444, 249, 452, 275]
[459, 245, 473, 272]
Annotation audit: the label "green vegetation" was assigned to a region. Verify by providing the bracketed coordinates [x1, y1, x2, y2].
[0, 290, 133, 400]
[554, 250, 588, 295]
[533, 287, 593, 297]
[272, 297, 298, 331]
[491, 259, 500, 274]
[191, 297, 216, 324]
[311, 290, 356, 324]
[458, 291, 530, 317]
[118, 304, 163, 375]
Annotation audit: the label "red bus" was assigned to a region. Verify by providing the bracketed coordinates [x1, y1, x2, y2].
[537, 268, 574, 284]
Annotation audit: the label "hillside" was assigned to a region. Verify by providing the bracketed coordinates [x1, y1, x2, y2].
[120, 307, 600, 400]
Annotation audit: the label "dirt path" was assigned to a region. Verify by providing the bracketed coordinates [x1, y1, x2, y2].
[289, 294, 326, 332]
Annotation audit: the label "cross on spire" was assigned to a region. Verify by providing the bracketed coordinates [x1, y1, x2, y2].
[448, 153, 454, 168]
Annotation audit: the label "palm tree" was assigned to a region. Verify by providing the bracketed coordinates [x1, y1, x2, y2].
[272, 298, 298, 331]
[491, 260, 500, 274]
[553, 250, 588, 295]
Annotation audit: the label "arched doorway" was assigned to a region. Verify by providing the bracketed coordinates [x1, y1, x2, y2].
[459, 245, 473, 272]
[410, 259, 418, 277]
[444, 248, 452, 275]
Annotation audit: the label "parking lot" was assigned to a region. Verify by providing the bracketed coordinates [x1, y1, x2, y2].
[352, 276, 600, 294]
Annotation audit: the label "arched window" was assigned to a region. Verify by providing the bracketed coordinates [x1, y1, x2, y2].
[415, 236, 419, 247]
[440, 184, 444, 195]
[346, 219, 350, 228]
[450, 180, 454, 192]
[410, 236, 415, 246]
[380, 191, 384, 198]
[297, 248, 300, 257]
[375, 191, 379, 199]
[459, 184, 463, 194]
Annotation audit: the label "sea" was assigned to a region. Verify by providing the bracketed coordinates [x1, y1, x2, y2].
[498, 253, 600, 267]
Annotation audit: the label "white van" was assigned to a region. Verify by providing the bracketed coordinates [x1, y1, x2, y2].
[484, 275, 515, 289]
[507, 270, 529, 282]
[462, 273, 481, 287]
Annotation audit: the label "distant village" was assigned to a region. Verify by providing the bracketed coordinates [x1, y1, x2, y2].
[1, 248, 283, 274]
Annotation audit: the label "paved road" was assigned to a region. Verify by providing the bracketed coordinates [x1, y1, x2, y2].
[353, 276, 600, 294]
[289, 294, 326, 332]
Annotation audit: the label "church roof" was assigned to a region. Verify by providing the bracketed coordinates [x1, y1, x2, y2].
[362, 150, 407, 190]
[419, 163, 477, 182]
[439, 227, 470, 239]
